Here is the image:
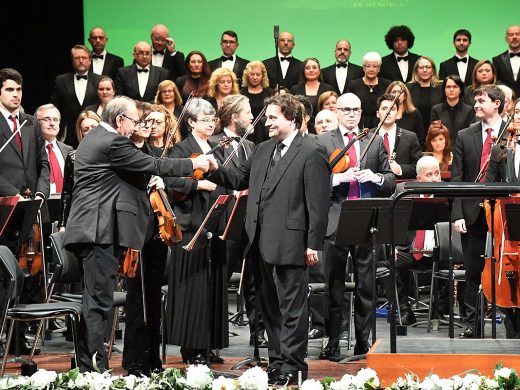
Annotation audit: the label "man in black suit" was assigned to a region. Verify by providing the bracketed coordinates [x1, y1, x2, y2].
[51, 45, 101, 148]
[317, 93, 395, 361]
[150, 24, 186, 81]
[493, 25, 520, 98]
[452, 85, 506, 338]
[34, 104, 73, 196]
[63, 96, 216, 372]
[380, 25, 420, 83]
[263, 32, 303, 90]
[87, 27, 124, 80]
[439, 29, 478, 87]
[209, 31, 250, 85]
[0, 68, 49, 355]
[115, 41, 170, 103]
[374, 94, 421, 180]
[322, 40, 364, 95]
[211, 94, 330, 385]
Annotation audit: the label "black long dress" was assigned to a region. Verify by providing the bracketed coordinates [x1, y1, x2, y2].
[165, 134, 229, 351]
[347, 77, 391, 129]
[240, 87, 272, 144]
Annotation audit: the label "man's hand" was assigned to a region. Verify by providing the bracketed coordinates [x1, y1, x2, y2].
[453, 219, 467, 234]
[390, 160, 402, 176]
[207, 155, 219, 171]
[166, 37, 176, 53]
[58, 226, 66, 232]
[305, 248, 320, 266]
[355, 169, 381, 184]
[149, 175, 165, 191]
[197, 180, 217, 192]
[192, 155, 211, 172]
[336, 167, 359, 183]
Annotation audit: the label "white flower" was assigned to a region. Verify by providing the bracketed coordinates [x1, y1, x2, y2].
[186, 364, 213, 389]
[212, 375, 236, 390]
[418, 377, 435, 390]
[483, 377, 499, 389]
[81, 371, 112, 389]
[0, 375, 31, 389]
[328, 380, 347, 390]
[495, 367, 512, 379]
[356, 368, 380, 389]
[238, 366, 269, 390]
[300, 378, 324, 390]
[30, 369, 57, 388]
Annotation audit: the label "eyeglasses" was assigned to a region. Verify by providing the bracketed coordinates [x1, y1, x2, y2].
[221, 40, 237, 45]
[197, 118, 217, 124]
[120, 114, 140, 126]
[336, 107, 362, 115]
[38, 117, 60, 124]
[141, 118, 164, 127]
[135, 51, 151, 57]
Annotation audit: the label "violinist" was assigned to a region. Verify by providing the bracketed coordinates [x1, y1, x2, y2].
[452, 85, 506, 338]
[317, 93, 395, 361]
[0, 68, 49, 357]
[485, 97, 520, 338]
[165, 98, 229, 365]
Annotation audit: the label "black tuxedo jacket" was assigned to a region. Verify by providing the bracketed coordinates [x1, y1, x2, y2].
[263, 56, 303, 90]
[63, 125, 193, 248]
[0, 113, 50, 199]
[317, 128, 396, 236]
[380, 52, 420, 83]
[439, 56, 478, 86]
[56, 141, 74, 164]
[209, 55, 250, 82]
[406, 83, 443, 109]
[160, 50, 186, 81]
[493, 51, 520, 98]
[370, 127, 422, 179]
[321, 62, 364, 95]
[451, 120, 506, 225]
[430, 101, 476, 146]
[89, 52, 124, 80]
[486, 143, 520, 184]
[50, 72, 101, 148]
[115, 64, 170, 103]
[212, 132, 330, 265]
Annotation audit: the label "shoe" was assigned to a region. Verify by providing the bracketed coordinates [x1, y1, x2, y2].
[459, 327, 474, 339]
[249, 333, 268, 348]
[400, 311, 417, 326]
[8, 341, 41, 356]
[0, 343, 4, 358]
[308, 328, 324, 339]
[353, 340, 371, 356]
[268, 370, 297, 386]
[209, 350, 224, 364]
[339, 330, 350, 341]
[319, 340, 340, 360]
[190, 352, 208, 365]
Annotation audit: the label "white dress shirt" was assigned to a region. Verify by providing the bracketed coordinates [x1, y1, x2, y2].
[136, 66, 150, 98]
[396, 51, 410, 81]
[74, 74, 88, 105]
[92, 50, 107, 75]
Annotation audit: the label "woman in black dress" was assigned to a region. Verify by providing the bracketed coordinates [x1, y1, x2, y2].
[165, 98, 228, 365]
[175, 51, 211, 102]
[464, 60, 497, 107]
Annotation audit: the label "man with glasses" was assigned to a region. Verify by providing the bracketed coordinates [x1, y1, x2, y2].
[209, 31, 250, 84]
[63, 96, 216, 372]
[115, 41, 170, 103]
[317, 92, 395, 361]
[150, 24, 186, 81]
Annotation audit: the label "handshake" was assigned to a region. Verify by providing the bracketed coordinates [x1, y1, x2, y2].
[191, 154, 219, 173]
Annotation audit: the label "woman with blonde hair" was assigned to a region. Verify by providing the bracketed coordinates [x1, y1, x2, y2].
[317, 90, 338, 112]
[147, 104, 180, 152]
[207, 67, 239, 110]
[154, 80, 184, 118]
[465, 60, 497, 106]
[386, 81, 424, 145]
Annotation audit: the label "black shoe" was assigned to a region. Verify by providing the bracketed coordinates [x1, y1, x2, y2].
[0, 343, 4, 358]
[400, 310, 417, 326]
[459, 327, 474, 339]
[353, 340, 371, 356]
[249, 333, 268, 348]
[308, 328, 324, 339]
[8, 341, 41, 356]
[319, 341, 340, 360]
[268, 370, 297, 386]
[190, 352, 208, 365]
[209, 350, 224, 364]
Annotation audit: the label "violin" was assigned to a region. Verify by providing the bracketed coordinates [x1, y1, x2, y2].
[328, 128, 370, 173]
[118, 248, 140, 278]
[18, 223, 43, 276]
[150, 188, 182, 245]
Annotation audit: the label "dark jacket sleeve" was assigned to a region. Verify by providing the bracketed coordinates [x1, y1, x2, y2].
[57, 151, 75, 228]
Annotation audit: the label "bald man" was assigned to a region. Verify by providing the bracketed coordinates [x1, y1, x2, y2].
[87, 27, 124, 79]
[262, 31, 303, 90]
[322, 40, 364, 95]
[114, 41, 170, 102]
[150, 23, 186, 80]
[315, 109, 339, 134]
[493, 25, 520, 98]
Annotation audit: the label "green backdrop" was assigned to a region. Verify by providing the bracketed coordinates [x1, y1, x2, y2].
[84, 0, 519, 70]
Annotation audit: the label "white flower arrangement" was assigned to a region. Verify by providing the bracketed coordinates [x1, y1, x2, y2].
[300, 378, 324, 390]
[237, 366, 269, 390]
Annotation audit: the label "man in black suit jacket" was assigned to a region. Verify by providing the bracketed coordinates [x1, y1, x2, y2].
[211, 94, 330, 385]
[0, 68, 49, 355]
[87, 27, 124, 80]
[492, 25, 520, 98]
[63, 96, 216, 372]
[452, 85, 506, 338]
[439, 29, 478, 87]
[322, 40, 364, 95]
[380, 25, 420, 83]
[115, 41, 170, 103]
[317, 93, 395, 361]
[150, 24, 186, 81]
[263, 32, 303, 90]
[209, 30, 250, 85]
[374, 94, 421, 179]
[51, 45, 101, 148]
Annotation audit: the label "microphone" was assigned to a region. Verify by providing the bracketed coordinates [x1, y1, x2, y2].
[274, 25, 279, 40]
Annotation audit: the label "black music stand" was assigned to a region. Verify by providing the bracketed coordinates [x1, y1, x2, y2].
[334, 198, 411, 361]
[46, 194, 61, 225]
[183, 195, 231, 367]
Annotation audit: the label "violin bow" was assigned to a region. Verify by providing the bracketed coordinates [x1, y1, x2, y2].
[0, 120, 27, 154]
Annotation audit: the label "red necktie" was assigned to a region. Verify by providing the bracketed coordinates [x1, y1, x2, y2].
[9, 115, 22, 152]
[413, 230, 425, 261]
[346, 132, 360, 199]
[383, 132, 391, 160]
[479, 128, 493, 182]
[47, 143, 63, 193]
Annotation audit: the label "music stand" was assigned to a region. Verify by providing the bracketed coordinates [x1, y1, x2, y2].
[334, 198, 412, 361]
[183, 195, 231, 366]
[46, 194, 61, 225]
[0, 197, 19, 237]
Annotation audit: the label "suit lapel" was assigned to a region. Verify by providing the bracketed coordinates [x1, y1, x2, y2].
[0, 114, 23, 159]
[84, 73, 97, 106]
[130, 65, 140, 97]
[143, 66, 157, 99]
[471, 123, 483, 162]
[501, 52, 515, 81]
[66, 74, 81, 107]
[19, 113, 31, 163]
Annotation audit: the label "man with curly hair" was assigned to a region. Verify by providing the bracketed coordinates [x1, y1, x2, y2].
[380, 25, 421, 83]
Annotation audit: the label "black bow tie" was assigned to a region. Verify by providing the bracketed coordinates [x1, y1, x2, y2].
[280, 56, 291, 62]
[75, 74, 88, 80]
[221, 56, 233, 62]
[510, 52, 520, 58]
[137, 68, 149, 73]
[456, 57, 468, 63]
[336, 63, 348, 68]
[153, 50, 164, 55]
[397, 56, 408, 62]
[92, 54, 104, 60]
